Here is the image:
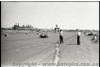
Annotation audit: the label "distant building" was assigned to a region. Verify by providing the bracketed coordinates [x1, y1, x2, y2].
[12, 23, 33, 30]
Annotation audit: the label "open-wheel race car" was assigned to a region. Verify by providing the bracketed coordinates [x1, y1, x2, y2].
[39, 31, 48, 38]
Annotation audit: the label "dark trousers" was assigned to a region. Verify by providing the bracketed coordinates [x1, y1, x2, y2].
[59, 35, 63, 44]
[77, 35, 80, 45]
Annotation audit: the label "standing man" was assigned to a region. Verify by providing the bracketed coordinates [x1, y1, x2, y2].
[54, 25, 60, 33]
[59, 30, 64, 44]
[77, 29, 81, 45]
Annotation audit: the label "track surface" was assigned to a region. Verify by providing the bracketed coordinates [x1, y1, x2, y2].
[1, 31, 99, 66]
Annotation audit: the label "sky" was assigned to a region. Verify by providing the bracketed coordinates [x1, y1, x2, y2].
[1, 2, 99, 30]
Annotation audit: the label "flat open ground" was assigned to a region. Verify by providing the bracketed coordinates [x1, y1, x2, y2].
[1, 30, 99, 66]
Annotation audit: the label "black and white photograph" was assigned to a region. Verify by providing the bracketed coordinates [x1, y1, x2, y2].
[1, 1, 99, 67]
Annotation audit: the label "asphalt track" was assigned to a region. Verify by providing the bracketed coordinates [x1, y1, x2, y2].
[1, 31, 99, 66]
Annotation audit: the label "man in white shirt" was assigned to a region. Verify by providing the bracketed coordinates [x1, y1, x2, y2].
[54, 25, 60, 33]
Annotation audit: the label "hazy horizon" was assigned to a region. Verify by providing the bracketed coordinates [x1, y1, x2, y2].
[1, 2, 99, 30]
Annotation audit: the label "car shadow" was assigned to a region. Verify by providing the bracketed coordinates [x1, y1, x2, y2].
[68, 44, 77, 45]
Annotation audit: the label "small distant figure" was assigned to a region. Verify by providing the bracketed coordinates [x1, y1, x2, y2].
[77, 29, 81, 45]
[4, 34, 9, 37]
[59, 30, 63, 44]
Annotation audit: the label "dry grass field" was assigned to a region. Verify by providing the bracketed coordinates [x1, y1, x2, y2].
[1, 30, 99, 66]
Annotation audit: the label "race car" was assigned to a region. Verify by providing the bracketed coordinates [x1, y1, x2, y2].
[87, 32, 94, 36]
[39, 32, 48, 38]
